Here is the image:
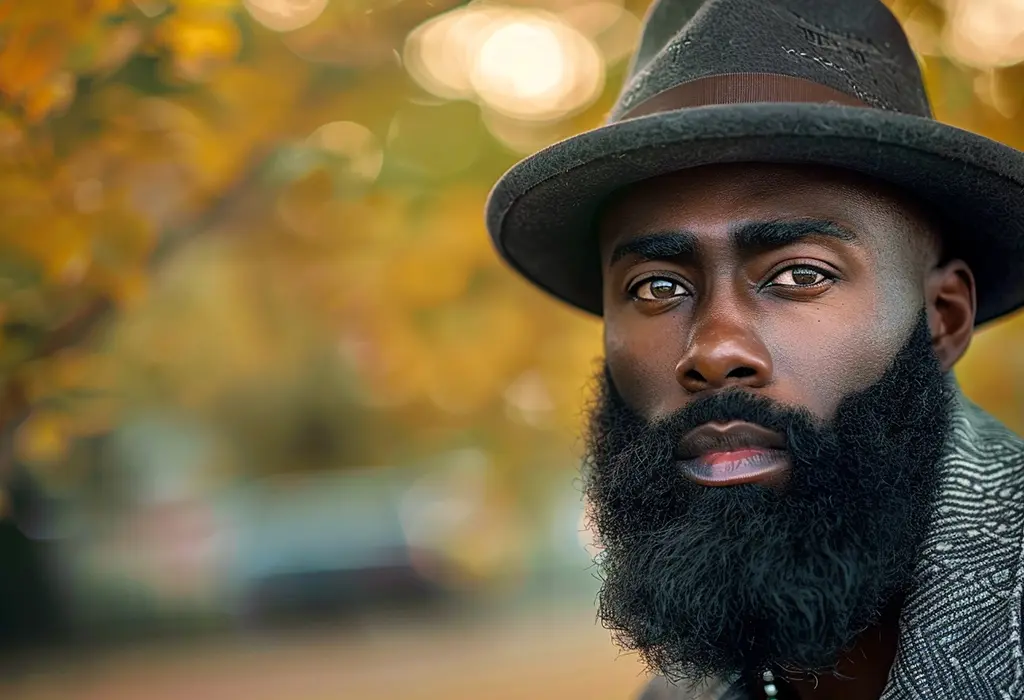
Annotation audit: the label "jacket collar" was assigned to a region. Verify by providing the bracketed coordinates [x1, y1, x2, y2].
[879, 388, 1024, 699]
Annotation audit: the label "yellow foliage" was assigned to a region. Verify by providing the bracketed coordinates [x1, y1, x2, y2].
[21, 349, 110, 403]
[0, 0, 130, 120]
[154, 12, 243, 82]
[0, 29, 67, 102]
[15, 411, 69, 465]
[22, 71, 77, 123]
[956, 313, 1024, 435]
[175, 0, 240, 12]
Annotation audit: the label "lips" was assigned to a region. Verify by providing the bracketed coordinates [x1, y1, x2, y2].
[676, 421, 790, 486]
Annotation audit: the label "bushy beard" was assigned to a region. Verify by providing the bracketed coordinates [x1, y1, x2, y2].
[582, 311, 954, 687]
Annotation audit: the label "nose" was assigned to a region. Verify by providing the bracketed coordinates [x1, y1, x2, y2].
[675, 318, 772, 393]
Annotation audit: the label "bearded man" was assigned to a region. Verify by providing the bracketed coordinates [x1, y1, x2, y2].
[484, 1, 1024, 698]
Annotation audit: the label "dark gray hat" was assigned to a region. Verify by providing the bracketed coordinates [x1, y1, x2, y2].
[485, 0, 1024, 325]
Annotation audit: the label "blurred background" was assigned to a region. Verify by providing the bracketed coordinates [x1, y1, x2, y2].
[0, 0, 1021, 698]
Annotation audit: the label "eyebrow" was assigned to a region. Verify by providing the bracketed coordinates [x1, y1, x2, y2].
[608, 219, 858, 266]
[609, 231, 698, 265]
[732, 219, 859, 249]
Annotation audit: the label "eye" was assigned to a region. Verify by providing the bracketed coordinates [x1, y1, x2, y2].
[630, 277, 688, 301]
[768, 265, 833, 288]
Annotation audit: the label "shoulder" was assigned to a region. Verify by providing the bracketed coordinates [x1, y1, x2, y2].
[945, 396, 1024, 663]
[954, 395, 1024, 469]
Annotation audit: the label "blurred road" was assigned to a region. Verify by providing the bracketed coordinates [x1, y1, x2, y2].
[1, 600, 650, 700]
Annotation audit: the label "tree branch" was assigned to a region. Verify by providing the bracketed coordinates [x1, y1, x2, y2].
[0, 145, 279, 453]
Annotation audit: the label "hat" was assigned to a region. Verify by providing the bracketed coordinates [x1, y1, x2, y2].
[484, 0, 1024, 325]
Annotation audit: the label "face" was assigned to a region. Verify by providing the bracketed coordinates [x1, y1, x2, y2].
[600, 163, 948, 423]
[583, 164, 975, 686]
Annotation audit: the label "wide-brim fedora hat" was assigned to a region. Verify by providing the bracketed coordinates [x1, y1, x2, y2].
[485, 0, 1024, 325]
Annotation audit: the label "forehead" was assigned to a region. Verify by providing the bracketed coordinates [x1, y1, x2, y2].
[598, 163, 917, 253]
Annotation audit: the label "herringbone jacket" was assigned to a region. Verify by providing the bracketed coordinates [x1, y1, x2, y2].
[637, 389, 1024, 700]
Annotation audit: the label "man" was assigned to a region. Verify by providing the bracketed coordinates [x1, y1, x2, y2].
[484, 0, 1024, 698]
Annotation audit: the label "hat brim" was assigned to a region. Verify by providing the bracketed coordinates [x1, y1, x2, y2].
[485, 102, 1024, 326]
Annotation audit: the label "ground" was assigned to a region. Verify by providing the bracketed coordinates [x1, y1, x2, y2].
[0, 599, 649, 700]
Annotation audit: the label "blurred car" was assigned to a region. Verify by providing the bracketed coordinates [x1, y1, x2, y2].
[56, 426, 540, 639]
[223, 466, 461, 627]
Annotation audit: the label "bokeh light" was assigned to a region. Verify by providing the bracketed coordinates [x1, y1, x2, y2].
[404, 4, 605, 122]
[306, 120, 384, 183]
[243, 0, 330, 32]
[973, 68, 1024, 118]
[943, 0, 1024, 68]
[560, 0, 641, 64]
[131, 0, 168, 18]
[403, 6, 507, 101]
[471, 13, 604, 121]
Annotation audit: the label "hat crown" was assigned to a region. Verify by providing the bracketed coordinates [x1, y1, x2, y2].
[613, 0, 931, 121]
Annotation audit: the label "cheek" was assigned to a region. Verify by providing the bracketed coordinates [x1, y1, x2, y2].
[604, 316, 685, 419]
[761, 311, 910, 418]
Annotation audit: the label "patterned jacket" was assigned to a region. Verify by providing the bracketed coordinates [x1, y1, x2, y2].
[637, 388, 1024, 700]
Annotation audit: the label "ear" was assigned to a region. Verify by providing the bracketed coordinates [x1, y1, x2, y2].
[925, 259, 976, 371]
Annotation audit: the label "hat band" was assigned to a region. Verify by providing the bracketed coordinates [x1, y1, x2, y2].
[620, 72, 870, 120]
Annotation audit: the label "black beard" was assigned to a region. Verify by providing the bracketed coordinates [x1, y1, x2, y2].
[582, 311, 954, 687]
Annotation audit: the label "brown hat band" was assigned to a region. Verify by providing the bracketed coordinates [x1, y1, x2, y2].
[620, 72, 870, 120]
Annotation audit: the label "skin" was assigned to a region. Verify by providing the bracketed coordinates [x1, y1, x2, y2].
[596, 162, 978, 700]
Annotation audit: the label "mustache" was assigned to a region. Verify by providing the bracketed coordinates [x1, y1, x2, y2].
[607, 374, 822, 449]
[663, 389, 811, 433]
